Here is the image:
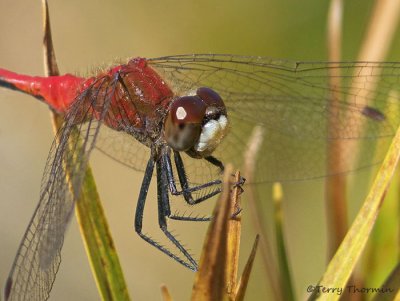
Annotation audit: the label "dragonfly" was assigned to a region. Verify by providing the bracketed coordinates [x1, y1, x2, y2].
[1, 54, 400, 301]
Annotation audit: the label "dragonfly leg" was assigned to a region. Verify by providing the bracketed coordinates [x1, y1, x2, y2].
[160, 152, 217, 221]
[169, 151, 222, 205]
[162, 151, 242, 221]
[157, 158, 198, 270]
[205, 155, 246, 189]
[173, 151, 245, 201]
[134, 156, 197, 271]
[204, 155, 225, 172]
[163, 151, 221, 198]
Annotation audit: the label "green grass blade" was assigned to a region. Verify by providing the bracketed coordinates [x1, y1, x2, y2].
[74, 166, 131, 300]
[273, 183, 296, 301]
[308, 124, 400, 301]
[42, 1, 130, 299]
[363, 91, 400, 289]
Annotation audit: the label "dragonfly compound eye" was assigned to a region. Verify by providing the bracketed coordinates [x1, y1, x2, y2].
[196, 87, 227, 117]
[164, 87, 229, 157]
[164, 95, 205, 152]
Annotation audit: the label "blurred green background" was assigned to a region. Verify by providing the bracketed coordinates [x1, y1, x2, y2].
[1, 0, 400, 300]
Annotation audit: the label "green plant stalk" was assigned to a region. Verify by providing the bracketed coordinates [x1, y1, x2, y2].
[74, 162, 131, 300]
[363, 93, 400, 290]
[309, 124, 400, 301]
[273, 183, 296, 301]
[42, 0, 130, 300]
[363, 172, 398, 289]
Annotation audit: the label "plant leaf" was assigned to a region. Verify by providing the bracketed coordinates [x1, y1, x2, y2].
[42, 1, 130, 300]
[308, 124, 400, 301]
[273, 183, 295, 301]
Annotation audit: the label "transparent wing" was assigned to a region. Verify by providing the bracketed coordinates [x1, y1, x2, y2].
[4, 76, 117, 301]
[95, 127, 222, 188]
[95, 126, 150, 173]
[146, 54, 400, 183]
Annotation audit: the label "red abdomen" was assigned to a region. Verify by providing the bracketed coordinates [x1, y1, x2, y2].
[0, 69, 85, 113]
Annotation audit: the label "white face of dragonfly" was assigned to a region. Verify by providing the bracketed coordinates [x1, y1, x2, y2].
[194, 115, 229, 154]
[164, 87, 229, 158]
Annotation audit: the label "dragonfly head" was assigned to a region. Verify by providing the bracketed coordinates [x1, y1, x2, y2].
[163, 87, 229, 158]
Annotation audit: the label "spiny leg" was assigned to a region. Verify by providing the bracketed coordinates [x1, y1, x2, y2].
[176, 152, 245, 198]
[169, 151, 222, 204]
[134, 157, 196, 270]
[204, 155, 225, 172]
[164, 151, 242, 221]
[206, 155, 246, 190]
[161, 151, 219, 222]
[156, 157, 198, 270]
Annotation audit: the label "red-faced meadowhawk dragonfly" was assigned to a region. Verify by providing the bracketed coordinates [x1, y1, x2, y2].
[1, 54, 399, 300]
